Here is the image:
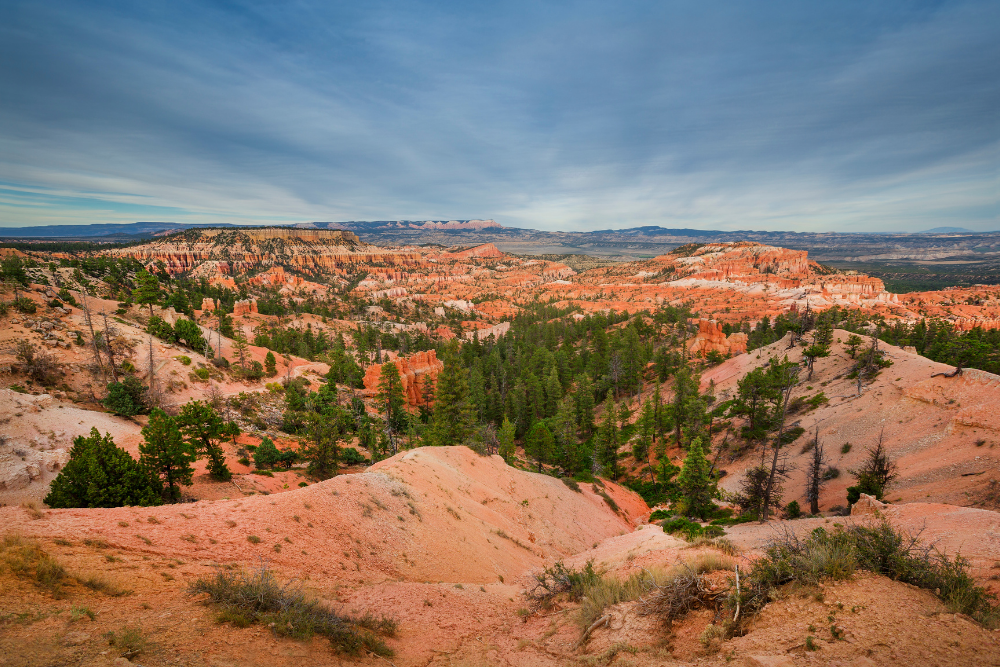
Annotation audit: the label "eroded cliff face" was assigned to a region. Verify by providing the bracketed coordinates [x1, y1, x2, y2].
[112, 228, 424, 277]
[361, 350, 444, 407]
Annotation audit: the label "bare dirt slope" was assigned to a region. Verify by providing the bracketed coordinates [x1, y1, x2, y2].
[3, 446, 1000, 666]
[702, 330, 1000, 510]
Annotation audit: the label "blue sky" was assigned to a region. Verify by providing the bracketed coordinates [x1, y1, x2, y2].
[0, 1, 996, 232]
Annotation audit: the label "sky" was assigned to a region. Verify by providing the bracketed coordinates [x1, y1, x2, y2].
[0, 1, 997, 232]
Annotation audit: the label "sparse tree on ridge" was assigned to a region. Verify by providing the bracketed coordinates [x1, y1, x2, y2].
[140, 409, 195, 503]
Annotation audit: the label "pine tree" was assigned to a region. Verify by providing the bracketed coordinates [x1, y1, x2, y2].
[575, 374, 595, 435]
[525, 421, 554, 472]
[670, 366, 704, 447]
[633, 398, 654, 465]
[429, 349, 475, 446]
[676, 437, 716, 520]
[232, 330, 250, 370]
[302, 410, 347, 480]
[498, 417, 516, 463]
[45, 428, 160, 508]
[377, 361, 407, 433]
[545, 365, 562, 417]
[264, 351, 277, 376]
[140, 409, 195, 503]
[177, 400, 231, 481]
[133, 269, 160, 316]
[595, 390, 621, 479]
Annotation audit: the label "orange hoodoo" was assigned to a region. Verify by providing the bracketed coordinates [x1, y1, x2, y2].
[362, 350, 445, 408]
[687, 318, 748, 358]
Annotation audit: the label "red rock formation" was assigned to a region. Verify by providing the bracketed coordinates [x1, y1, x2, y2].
[201, 298, 216, 312]
[451, 243, 505, 259]
[361, 350, 444, 407]
[233, 299, 258, 316]
[112, 227, 424, 276]
[687, 319, 747, 358]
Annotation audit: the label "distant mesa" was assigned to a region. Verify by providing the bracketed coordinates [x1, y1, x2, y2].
[299, 219, 504, 232]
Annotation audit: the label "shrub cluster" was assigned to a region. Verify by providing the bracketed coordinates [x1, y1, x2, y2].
[189, 565, 396, 655]
[730, 520, 1000, 631]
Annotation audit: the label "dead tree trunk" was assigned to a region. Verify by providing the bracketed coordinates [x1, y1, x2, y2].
[761, 371, 797, 521]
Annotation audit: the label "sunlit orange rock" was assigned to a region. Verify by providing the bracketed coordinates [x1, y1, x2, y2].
[361, 350, 444, 407]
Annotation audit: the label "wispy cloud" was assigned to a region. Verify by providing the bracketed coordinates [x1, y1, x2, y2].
[0, 1, 996, 231]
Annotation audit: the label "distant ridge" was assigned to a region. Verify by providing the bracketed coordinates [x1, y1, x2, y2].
[0, 221, 245, 239]
[919, 227, 975, 234]
[298, 220, 503, 232]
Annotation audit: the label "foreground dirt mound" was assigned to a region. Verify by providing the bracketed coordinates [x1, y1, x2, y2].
[3, 464, 999, 665]
[1, 446, 645, 586]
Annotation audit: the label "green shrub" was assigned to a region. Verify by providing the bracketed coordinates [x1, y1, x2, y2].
[661, 517, 705, 541]
[102, 377, 149, 417]
[14, 296, 36, 314]
[729, 520, 1000, 632]
[784, 500, 802, 519]
[189, 565, 397, 655]
[649, 509, 672, 521]
[193, 368, 210, 381]
[175, 355, 191, 366]
[340, 447, 369, 466]
[561, 477, 582, 493]
[105, 625, 146, 658]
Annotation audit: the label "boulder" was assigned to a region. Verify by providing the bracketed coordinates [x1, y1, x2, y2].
[851, 493, 886, 516]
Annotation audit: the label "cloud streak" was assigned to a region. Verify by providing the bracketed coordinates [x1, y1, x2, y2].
[0, 1, 996, 231]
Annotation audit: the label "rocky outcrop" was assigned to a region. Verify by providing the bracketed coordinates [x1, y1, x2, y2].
[361, 350, 444, 407]
[463, 321, 511, 341]
[452, 243, 505, 259]
[851, 493, 887, 516]
[201, 298, 216, 312]
[687, 319, 748, 358]
[233, 298, 258, 316]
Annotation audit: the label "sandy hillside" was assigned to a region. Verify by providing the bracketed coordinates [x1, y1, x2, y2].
[701, 329, 1000, 510]
[3, 446, 999, 666]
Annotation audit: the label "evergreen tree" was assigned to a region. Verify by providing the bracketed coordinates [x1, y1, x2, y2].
[177, 400, 232, 481]
[670, 366, 704, 447]
[133, 269, 160, 316]
[802, 325, 831, 380]
[302, 409, 348, 480]
[633, 398, 654, 466]
[595, 390, 621, 479]
[253, 436, 281, 468]
[551, 397, 580, 475]
[575, 374, 595, 435]
[103, 376, 150, 417]
[45, 428, 160, 508]
[232, 330, 250, 370]
[376, 361, 407, 433]
[525, 421, 554, 472]
[429, 348, 476, 446]
[140, 409, 195, 503]
[498, 417, 516, 463]
[545, 365, 562, 417]
[676, 437, 716, 520]
[264, 351, 277, 376]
